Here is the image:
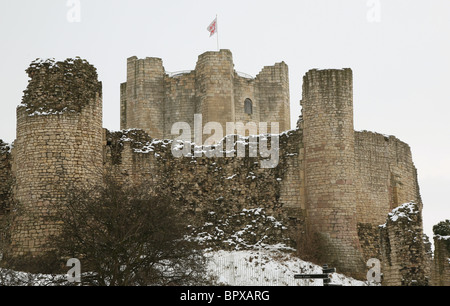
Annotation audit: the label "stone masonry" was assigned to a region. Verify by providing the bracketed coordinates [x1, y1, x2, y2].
[300, 69, 365, 275]
[120, 50, 290, 139]
[0, 140, 12, 217]
[8, 58, 103, 256]
[103, 128, 305, 252]
[0, 51, 432, 283]
[431, 220, 450, 286]
[379, 202, 430, 286]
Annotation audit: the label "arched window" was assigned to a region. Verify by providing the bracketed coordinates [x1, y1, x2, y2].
[244, 98, 253, 115]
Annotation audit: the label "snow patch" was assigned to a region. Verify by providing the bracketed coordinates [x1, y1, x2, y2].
[206, 249, 372, 286]
[387, 202, 418, 222]
[1, 248, 374, 286]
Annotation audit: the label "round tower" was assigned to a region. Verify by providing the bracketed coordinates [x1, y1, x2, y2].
[195, 49, 236, 140]
[301, 68, 365, 276]
[10, 58, 103, 257]
[122, 56, 165, 139]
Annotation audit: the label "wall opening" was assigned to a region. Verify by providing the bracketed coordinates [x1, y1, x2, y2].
[244, 98, 253, 115]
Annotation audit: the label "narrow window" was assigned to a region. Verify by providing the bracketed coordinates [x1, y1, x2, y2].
[244, 98, 253, 115]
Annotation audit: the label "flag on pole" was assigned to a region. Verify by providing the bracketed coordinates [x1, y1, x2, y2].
[207, 17, 218, 37]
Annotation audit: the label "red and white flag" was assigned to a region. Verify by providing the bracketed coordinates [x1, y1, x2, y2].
[207, 17, 218, 37]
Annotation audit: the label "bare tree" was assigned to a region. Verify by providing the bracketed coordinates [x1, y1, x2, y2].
[48, 176, 210, 286]
[295, 230, 325, 266]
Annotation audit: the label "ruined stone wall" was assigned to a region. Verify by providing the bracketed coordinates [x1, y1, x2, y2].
[379, 202, 430, 286]
[121, 56, 166, 139]
[9, 58, 103, 257]
[120, 82, 127, 131]
[103, 128, 305, 251]
[0, 140, 12, 217]
[357, 223, 381, 263]
[300, 68, 365, 276]
[431, 220, 450, 286]
[278, 129, 304, 211]
[355, 131, 421, 226]
[432, 236, 450, 286]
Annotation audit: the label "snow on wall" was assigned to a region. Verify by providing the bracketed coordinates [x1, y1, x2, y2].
[379, 202, 430, 286]
[104, 128, 305, 252]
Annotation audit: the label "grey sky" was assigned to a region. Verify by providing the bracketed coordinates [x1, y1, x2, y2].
[0, 0, 449, 241]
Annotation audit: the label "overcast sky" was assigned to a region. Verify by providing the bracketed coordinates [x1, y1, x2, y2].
[0, 0, 449, 242]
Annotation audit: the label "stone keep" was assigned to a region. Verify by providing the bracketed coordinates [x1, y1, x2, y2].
[120, 50, 291, 139]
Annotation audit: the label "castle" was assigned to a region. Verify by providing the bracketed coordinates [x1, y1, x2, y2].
[0, 50, 447, 285]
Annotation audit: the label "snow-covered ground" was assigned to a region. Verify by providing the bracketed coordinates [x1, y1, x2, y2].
[0, 248, 373, 286]
[206, 249, 372, 286]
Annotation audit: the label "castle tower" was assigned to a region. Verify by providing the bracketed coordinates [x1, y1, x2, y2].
[10, 58, 103, 257]
[120, 50, 291, 141]
[121, 56, 165, 139]
[195, 49, 236, 137]
[301, 69, 365, 276]
[256, 62, 291, 133]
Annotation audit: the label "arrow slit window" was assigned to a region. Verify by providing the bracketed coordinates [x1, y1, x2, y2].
[244, 98, 253, 115]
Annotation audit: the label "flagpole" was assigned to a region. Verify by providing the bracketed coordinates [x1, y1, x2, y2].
[216, 14, 219, 51]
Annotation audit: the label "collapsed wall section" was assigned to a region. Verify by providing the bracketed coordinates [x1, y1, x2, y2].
[379, 202, 430, 286]
[431, 220, 450, 286]
[0, 140, 12, 217]
[355, 132, 424, 270]
[10, 58, 103, 257]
